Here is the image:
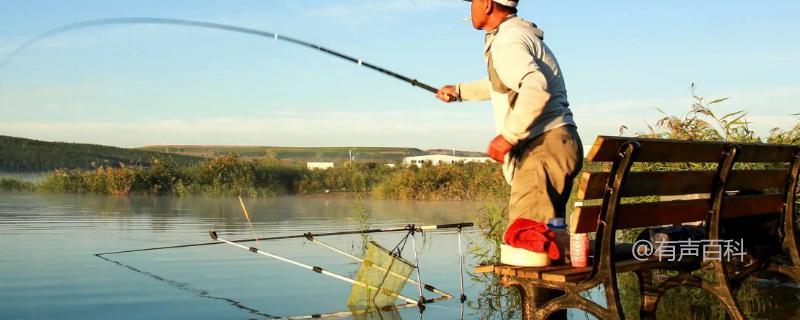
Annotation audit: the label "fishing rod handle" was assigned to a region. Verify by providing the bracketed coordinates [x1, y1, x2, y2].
[410, 79, 439, 94]
[420, 222, 474, 231]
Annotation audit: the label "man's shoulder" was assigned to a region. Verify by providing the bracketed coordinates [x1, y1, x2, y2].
[496, 17, 542, 44]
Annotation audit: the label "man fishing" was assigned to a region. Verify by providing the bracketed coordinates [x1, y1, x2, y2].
[436, 0, 583, 228]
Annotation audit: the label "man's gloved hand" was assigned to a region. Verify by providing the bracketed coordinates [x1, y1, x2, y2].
[487, 134, 513, 163]
[435, 85, 459, 102]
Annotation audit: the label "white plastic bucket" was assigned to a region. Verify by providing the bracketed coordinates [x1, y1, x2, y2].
[500, 244, 551, 267]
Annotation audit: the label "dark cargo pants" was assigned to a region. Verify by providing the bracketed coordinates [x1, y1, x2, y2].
[508, 125, 583, 223]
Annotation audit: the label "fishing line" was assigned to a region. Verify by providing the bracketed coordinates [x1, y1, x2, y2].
[0, 17, 439, 94]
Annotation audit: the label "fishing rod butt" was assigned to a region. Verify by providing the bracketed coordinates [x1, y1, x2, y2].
[209, 231, 219, 240]
[419, 222, 474, 231]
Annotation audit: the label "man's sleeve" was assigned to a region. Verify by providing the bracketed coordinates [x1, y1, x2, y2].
[456, 78, 491, 101]
[490, 37, 551, 145]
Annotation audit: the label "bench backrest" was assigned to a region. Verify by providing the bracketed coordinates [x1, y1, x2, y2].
[570, 136, 800, 234]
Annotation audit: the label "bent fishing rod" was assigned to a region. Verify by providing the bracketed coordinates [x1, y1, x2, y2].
[0, 17, 439, 94]
[95, 222, 473, 256]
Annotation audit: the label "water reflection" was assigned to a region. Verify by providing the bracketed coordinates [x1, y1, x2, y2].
[95, 254, 279, 318]
[4, 192, 797, 319]
[0, 192, 485, 319]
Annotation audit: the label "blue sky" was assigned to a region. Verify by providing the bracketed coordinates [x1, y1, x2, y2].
[0, 0, 798, 150]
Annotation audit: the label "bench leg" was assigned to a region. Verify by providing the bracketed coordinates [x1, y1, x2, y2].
[527, 287, 567, 320]
[500, 277, 567, 320]
[645, 267, 747, 320]
[506, 277, 624, 320]
[635, 269, 658, 320]
[534, 292, 620, 320]
[771, 264, 800, 284]
[701, 280, 747, 320]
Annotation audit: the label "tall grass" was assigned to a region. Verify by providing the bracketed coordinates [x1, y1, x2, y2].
[300, 162, 393, 193]
[0, 177, 35, 192]
[373, 162, 508, 201]
[38, 155, 306, 197]
[31, 154, 511, 200]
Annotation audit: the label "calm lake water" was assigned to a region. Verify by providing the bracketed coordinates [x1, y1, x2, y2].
[2, 192, 799, 319]
[0, 192, 497, 319]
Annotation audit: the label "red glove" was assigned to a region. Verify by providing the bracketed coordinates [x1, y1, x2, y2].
[487, 134, 513, 164]
[504, 218, 560, 260]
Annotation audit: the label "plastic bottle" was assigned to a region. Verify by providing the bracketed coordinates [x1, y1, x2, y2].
[547, 218, 570, 264]
[570, 232, 589, 268]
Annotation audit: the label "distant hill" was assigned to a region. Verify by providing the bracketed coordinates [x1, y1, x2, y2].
[0, 135, 202, 173]
[424, 149, 487, 157]
[139, 145, 430, 163]
[0, 134, 485, 173]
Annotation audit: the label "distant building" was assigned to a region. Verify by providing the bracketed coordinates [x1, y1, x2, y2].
[402, 155, 492, 167]
[307, 162, 334, 170]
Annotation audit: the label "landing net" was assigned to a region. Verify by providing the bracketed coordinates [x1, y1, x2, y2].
[347, 241, 415, 308]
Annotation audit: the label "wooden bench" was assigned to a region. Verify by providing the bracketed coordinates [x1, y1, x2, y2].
[474, 136, 800, 319]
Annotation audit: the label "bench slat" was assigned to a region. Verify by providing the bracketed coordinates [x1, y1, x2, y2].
[474, 265, 496, 274]
[516, 265, 574, 279]
[588, 136, 798, 163]
[540, 259, 668, 282]
[541, 266, 592, 282]
[476, 260, 664, 283]
[578, 169, 789, 200]
[570, 194, 784, 234]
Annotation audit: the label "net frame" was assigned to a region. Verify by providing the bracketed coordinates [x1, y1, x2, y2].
[347, 241, 417, 308]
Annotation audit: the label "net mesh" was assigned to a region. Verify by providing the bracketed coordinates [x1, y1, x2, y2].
[348, 306, 403, 320]
[347, 241, 415, 308]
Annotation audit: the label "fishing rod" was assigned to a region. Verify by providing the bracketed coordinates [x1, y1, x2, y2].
[457, 226, 468, 303]
[95, 222, 473, 256]
[0, 17, 440, 94]
[209, 231, 421, 305]
[409, 229, 426, 304]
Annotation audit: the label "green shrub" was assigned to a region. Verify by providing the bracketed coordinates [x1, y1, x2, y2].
[38, 155, 305, 197]
[299, 162, 393, 193]
[373, 162, 508, 201]
[0, 177, 35, 192]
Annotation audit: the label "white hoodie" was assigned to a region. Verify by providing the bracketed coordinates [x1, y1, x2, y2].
[457, 15, 575, 184]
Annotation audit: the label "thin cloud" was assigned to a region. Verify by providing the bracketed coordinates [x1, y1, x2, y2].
[0, 111, 493, 150]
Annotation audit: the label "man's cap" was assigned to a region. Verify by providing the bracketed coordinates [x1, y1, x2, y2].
[463, 0, 519, 8]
